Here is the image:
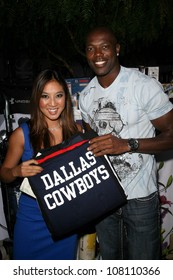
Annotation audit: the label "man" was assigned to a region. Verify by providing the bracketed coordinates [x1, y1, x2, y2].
[79, 26, 173, 259]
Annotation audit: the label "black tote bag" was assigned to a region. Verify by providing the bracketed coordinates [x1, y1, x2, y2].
[28, 131, 127, 239]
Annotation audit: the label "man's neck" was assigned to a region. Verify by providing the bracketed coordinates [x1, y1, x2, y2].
[97, 65, 121, 88]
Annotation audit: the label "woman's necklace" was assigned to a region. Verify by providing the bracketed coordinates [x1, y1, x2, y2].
[48, 123, 61, 131]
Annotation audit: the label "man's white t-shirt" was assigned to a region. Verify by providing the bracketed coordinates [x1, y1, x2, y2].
[79, 66, 173, 199]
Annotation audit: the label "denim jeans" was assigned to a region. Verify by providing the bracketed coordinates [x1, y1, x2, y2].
[96, 191, 161, 260]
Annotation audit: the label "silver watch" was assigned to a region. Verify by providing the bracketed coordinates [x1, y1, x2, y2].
[128, 138, 139, 152]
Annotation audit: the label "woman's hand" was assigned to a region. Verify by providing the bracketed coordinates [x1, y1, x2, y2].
[12, 159, 43, 178]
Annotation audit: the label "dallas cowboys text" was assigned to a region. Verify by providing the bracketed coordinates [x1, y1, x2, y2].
[40, 151, 109, 210]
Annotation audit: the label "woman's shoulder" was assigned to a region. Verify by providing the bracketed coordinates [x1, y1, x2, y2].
[8, 126, 24, 146]
[10, 126, 23, 136]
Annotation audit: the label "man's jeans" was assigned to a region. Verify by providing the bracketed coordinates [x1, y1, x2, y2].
[96, 191, 161, 260]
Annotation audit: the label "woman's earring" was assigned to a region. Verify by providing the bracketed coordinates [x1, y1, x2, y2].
[117, 53, 119, 56]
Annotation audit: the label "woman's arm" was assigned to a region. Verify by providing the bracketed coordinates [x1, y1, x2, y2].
[0, 127, 42, 183]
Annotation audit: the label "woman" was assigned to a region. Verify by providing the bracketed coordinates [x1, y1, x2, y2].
[0, 69, 82, 259]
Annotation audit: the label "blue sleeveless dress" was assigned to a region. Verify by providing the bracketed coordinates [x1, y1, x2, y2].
[13, 122, 78, 260]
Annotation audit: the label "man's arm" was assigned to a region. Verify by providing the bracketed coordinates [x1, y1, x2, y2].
[86, 109, 173, 157]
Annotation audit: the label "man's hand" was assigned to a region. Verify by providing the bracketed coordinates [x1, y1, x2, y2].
[87, 133, 129, 156]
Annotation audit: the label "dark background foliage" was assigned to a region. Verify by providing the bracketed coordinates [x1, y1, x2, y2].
[0, 0, 173, 81]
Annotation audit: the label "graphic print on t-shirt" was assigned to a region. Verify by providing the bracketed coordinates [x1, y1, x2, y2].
[88, 99, 143, 185]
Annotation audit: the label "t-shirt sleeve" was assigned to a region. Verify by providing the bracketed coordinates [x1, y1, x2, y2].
[136, 77, 173, 120]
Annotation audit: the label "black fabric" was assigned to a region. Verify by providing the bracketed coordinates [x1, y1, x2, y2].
[28, 132, 127, 239]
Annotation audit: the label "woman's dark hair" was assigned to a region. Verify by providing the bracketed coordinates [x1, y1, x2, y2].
[29, 69, 78, 153]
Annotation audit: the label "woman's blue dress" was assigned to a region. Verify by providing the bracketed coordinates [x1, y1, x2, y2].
[13, 122, 78, 260]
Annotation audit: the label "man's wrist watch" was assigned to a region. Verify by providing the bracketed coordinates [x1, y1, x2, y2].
[127, 138, 139, 152]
